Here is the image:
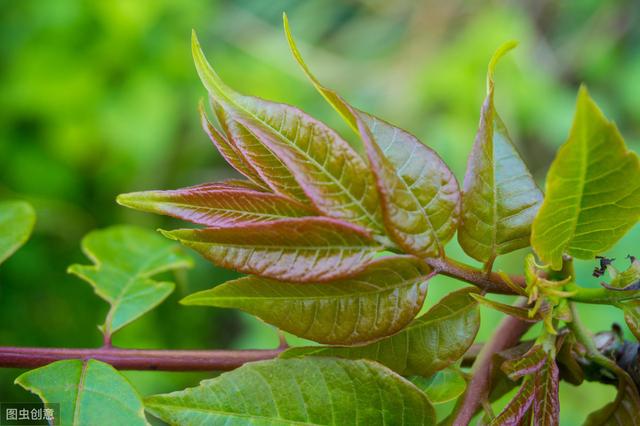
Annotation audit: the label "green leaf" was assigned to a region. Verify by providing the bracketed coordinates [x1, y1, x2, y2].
[458, 42, 543, 268]
[117, 182, 314, 227]
[408, 368, 467, 405]
[281, 288, 480, 376]
[0, 200, 36, 265]
[532, 86, 640, 270]
[145, 357, 436, 426]
[15, 359, 148, 426]
[182, 256, 431, 344]
[284, 17, 460, 257]
[68, 225, 192, 338]
[602, 257, 640, 291]
[470, 293, 541, 322]
[192, 31, 385, 234]
[162, 217, 382, 282]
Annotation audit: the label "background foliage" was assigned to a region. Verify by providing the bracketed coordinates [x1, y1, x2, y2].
[1, 0, 639, 424]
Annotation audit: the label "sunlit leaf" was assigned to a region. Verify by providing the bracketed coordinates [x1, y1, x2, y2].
[458, 42, 542, 268]
[409, 368, 467, 405]
[532, 86, 640, 270]
[284, 16, 460, 257]
[15, 359, 148, 426]
[145, 357, 436, 426]
[68, 225, 192, 338]
[281, 288, 480, 376]
[192, 31, 385, 234]
[117, 183, 314, 227]
[0, 200, 36, 265]
[162, 217, 381, 282]
[182, 256, 430, 344]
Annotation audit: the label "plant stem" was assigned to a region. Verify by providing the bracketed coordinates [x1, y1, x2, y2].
[426, 257, 526, 294]
[0, 346, 282, 371]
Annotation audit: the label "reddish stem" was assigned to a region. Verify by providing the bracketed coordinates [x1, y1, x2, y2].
[426, 257, 526, 294]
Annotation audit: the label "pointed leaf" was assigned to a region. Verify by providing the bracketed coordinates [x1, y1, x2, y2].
[284, 17, 460, 257]
[192, 31, 385, 234]
[163, 217, 382, 282]
[532, 355, 560, 426]
[145, 357, 436, 426]
[15, 359, 148, 426]
[501, 345, 547, 380]
[68, 225, 192, 338]
[408, 368, 467, 405]
[532, 87, 640, 270]
[0, 200, 36, 265]
[117, 183, 314, 227]
[458, 42, 543, 267]
[490, 377, 535, 426]
[471, 294, 542, 322]
[281, 288, 480, 376]
[182, 256, 431, 344]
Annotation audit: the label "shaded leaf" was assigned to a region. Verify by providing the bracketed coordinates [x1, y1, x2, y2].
[182, 256, 431, 344]
[284, 16, 460, 257]
[409, 368, 467, 405]
[621, 300, 640, 341]
[15, 359, 148, 426]
[532, 86, 640, 270]
[162, 217, 382, 282]
[192, 31, 385, 234]
[458, 42, 542, 268]
[281, 288, 480, 376]
[556, 333, 584, 385]
[584, 371, 640, 426]
[68, 225, 192, 338]
[0, 200, 36, 265]
[117, 183, 314, 227]
[145, 357, 436, 426]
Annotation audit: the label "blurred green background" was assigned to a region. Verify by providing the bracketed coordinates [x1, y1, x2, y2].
[0, 0, 638, 424]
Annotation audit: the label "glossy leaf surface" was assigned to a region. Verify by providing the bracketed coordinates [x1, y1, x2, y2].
[0, 200, 36, 265]
[182, 256, 430, 344]
[16, 359, 148, 426]
[68, 226, 192, 337]
[162, 217, 382, 282]
[458, 42, 542, 266]
[145, 357, 436, 426]
[281, 288, 480, 376]
[409, 368, 467, 405]
[532, 87, 640, 270]
[117, 183, 314, 227]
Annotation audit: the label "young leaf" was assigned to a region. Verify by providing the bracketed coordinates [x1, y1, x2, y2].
[117, 183, 315, 227]
[601, 257, 640, 291]
[284, 16, 460, 258]
[192, 31, 385, 234]
[621, 300, 640, 341]
[532, 354, 560, 426]
[458, 42, 543, 268]
[408, 368, 467, 405]
[470, 293, 542, 322]
[145, 357, 436, 426]
[584, 368, 640, 426]
[15, 359, 148, 426]
[182, 256, 431, 344]
[532, 86, 640, 270]
[490, 377, 535, 426]
[68, 225, 192, 339]
[162, 217, 382, 282]
[281, 288, 480, 377]
[501, 344, 547, 380]
[0, 200, 36, 265]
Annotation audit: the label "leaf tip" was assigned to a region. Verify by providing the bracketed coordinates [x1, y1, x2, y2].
[487, 40, 518, 92]
[157, 229, 178, 241]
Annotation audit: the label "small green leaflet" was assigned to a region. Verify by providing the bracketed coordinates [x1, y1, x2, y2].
[408, 368, 467, 405]
[15, 359, 148, 426]
[0, 200, 36, 265]
[532, 86, 640, 270]
[182, 256, 431, 344]
[68, 225, 192, 340]
[281, 288, 480, 377]
[458, 41, 542, 269]
[145, 357, 436, 426]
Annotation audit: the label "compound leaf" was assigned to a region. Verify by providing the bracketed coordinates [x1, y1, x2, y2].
[0, 200, 36, 265]
[68, 225, 192, 338]
[281, 288, 480, 376]
[15, 359, 148, 426]
[145, 357, 436, 426]
[532, 87, 640, 270]
[458, 42, 542, 268]
[182, 256, 431, 345]
[408, 368, 467, 405]
[162, 217, 382, 282]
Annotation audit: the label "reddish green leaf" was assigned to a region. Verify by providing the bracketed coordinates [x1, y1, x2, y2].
[501, 345, 547, 380]
[584, 369, 640, 426]
[532, 355, 560, 426]
[621, 300, 640, 341]
[284, 17, 460, 257]
[117, 183, 314, 227]
[471, 294, 541, 322]
[458, 42, 542, 268]
[182, 256, 431, 344]
[192, 32, 385, 234]
[162, 217, 382, 282]
[490, 378, 535, 426]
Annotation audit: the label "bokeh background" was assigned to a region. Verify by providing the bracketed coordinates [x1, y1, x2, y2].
[1, 0, 639, 424]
